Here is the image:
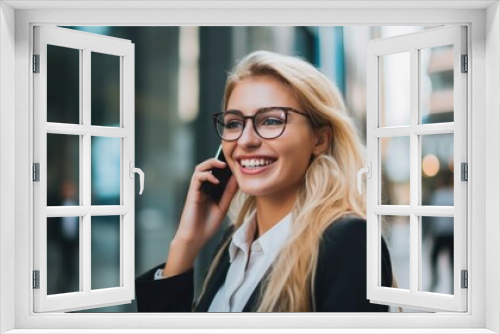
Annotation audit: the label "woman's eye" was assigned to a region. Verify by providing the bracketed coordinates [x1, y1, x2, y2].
[225, 120, 243, 129]
[261, 118, 284, 126]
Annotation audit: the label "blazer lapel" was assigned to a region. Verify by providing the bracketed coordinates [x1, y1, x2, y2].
[193, 248, 231, 312]
[242, 280, 263, 312]
[194, 232, 272, 312]
[242, 266, 273, 312]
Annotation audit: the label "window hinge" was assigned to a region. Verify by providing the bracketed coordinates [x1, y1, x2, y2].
[33, 270, 40, 289]
[461, 54, 468, 73]
[461, 162, 468, 181]
[461, 270, 468, 289]
[33, 163, 40, 182]
[33, 54, 40, 73]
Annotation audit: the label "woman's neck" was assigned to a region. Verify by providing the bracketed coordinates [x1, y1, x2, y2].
[254, 191, 297, 238]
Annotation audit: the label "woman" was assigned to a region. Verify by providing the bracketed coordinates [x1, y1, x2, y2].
[136, 50, 393, 312]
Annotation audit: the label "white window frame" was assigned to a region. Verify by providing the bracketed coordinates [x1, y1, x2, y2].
[365, 26, 468, 312]
[33, 25, 136, 313]
[1, 1, 499, 333]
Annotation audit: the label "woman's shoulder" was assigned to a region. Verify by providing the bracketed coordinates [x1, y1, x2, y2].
[316, 216, 367, 274]
[321, 215, 367, 247]
[317, 215, 393, 288]
[315, 216, 368, 288]
[314, 216, 392, 312]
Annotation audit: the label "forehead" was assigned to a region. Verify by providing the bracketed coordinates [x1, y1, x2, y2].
[226, 76, 299, 113]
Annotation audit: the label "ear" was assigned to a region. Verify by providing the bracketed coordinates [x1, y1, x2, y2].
[312, 126, 332, 156]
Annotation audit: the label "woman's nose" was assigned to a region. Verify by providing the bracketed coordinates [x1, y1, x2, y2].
[238, 119, 261, 147]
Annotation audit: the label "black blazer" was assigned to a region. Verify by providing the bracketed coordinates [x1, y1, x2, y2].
[135, 217, 393, 312]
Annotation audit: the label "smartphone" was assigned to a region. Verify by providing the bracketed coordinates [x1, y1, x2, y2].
[200, 145, 233, 203]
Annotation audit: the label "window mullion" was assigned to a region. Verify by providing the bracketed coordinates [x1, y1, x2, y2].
[45, 206, 128, 217]
[46, 123, 130, 138]
[46, 123, 87, 135]
[78, 46, 83, 296]
[372, 123, 455, 138]
[82, 47, 92, 294]
[78, 44, 83, 296]
[413, 123, 454, 135]
[409, 47, 419, 295]
[82, 214, 91, 293]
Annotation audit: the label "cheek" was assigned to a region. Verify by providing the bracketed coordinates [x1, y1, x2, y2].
[280, 142, 313, 175]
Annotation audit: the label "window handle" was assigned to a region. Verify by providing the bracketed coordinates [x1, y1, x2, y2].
[357, 162, 372, 195]
[129, 162, 145, 195]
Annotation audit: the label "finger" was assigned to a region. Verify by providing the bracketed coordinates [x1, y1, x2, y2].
[194, 158, 226, 173]
[194, 170, 219, 185]
[218, 175, 239, 210]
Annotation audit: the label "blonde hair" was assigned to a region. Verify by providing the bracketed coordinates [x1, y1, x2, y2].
[198, 51, 367, 312]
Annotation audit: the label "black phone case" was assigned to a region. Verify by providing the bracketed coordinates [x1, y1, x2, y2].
[200, 150, 233, 203]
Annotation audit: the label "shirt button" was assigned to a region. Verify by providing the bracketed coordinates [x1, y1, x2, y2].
[253, 243, 262, 251]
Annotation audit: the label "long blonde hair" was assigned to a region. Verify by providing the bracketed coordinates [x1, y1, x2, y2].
[198, 51, 367, 312]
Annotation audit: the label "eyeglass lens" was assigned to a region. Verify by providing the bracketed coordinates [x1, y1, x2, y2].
[216, 108, 287, 140]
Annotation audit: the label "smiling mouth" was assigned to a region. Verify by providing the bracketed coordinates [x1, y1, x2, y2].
[239, 158, 277, 169]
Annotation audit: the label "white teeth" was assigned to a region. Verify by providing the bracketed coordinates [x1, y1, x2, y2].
[240, 158, 275, 168]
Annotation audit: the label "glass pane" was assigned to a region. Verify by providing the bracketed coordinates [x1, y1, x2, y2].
[421, 216, 454, 294]
[91, 216, 120, 290]
[91, 137, 121, 205]
[421, 134, 454, 206]
[47, 134, 80, 206]
[379, 52, 410, 127]
[91, 52, 120, 127]
[47, 217, 80, 295]
[381, 215, 410, 290]
[420, 45, 454, 124]
[47, 45, 80, 124]
[381, 137, 410, 205]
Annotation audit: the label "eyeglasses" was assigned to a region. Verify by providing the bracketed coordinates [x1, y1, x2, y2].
[212, 107, 311, 141]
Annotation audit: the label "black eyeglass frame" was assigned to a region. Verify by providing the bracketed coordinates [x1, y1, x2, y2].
[212, 106, 311, 141]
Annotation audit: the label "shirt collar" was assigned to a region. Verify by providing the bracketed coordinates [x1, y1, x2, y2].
[228, 210, 292, 263]
[229, 211, 257, 262]
[257, 212, 291, 261]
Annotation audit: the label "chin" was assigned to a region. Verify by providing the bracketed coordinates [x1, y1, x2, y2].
[238, 184, 274, 197]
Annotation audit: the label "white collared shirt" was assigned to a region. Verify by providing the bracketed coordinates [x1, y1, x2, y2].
[154, 210, 291, 312]
[208, 210, 291, 312]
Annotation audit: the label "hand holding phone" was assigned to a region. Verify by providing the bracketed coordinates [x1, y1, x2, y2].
[200, 145, 233, 203]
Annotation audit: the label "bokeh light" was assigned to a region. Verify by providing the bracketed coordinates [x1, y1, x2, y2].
[422, 154, 440, 177]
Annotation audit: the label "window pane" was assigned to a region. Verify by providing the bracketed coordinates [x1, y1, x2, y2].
[381, 137, 410, 205]
[91, 216, 120, 290]
[381, 215, 410, 290]
[47, 217, 80, 295]
[91, 137, 121, 205]
[379, 52, 410, 127]
[421, 216, 454, 295]
[47, 134, 80, 206]
[47, 45, 80, 124]
[91, 52, 120, 127]
[421, 134, 454, 206]
[420, 45, 454, 124]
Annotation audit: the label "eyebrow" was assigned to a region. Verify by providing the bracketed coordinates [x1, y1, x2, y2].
[224, 109, 245, 113]
[224, 106, 295, 113]
[224, 108, 258, 114]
